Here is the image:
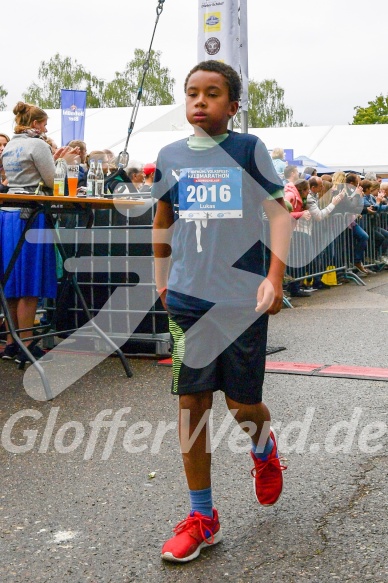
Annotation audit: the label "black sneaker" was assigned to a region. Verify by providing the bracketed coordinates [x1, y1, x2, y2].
[290, 289, 313, 297]
[314, 281, 332, 290]
[1, 342, 19, 360]
[15, 345, 53, 364]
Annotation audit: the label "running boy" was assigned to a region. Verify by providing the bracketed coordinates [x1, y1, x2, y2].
[152, 60, 291, 563]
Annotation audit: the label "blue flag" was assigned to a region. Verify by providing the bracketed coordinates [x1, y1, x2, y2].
[61, 89, 87, 146]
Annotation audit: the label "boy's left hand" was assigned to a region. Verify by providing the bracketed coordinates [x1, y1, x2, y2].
[255, 277, 284, 316]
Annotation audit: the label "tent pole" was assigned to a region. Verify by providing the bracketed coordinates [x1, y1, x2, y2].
[241, 110, 248, 134]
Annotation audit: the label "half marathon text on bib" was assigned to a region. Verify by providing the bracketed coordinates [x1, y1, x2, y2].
[179, 167, 242, 219]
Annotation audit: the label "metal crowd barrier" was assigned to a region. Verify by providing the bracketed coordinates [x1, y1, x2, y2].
[45, 201, 170, 356]
[40, 206, 387, 354]
[283, 211, 388, 289]
[361, 210, 388, 270]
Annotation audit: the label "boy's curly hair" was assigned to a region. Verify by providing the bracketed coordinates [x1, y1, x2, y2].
[184, 60, 241, 102]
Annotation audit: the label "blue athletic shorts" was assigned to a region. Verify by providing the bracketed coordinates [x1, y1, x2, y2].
[168, 305, 269, 405]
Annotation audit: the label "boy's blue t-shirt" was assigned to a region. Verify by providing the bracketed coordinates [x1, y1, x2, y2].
[152, 131, 284, 311]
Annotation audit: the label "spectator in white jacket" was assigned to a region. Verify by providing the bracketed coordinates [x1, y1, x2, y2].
[307, 177, 345, 221]
[307, 177, 345, 289]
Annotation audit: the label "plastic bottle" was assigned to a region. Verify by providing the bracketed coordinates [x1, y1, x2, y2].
[35, 181, 45, 195]
[95, 160, 104, 197]
[86, 160, 96, 197]
[53, 158, 66, 196]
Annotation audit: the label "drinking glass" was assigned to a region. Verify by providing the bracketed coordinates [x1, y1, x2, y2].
[67, 165, 79, 197]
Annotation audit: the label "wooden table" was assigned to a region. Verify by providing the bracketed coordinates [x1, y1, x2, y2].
[0, 193, 145, 209]
[0, 194, 146, 399]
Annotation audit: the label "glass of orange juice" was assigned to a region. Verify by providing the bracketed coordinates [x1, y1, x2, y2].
[67, 165, 79, 197]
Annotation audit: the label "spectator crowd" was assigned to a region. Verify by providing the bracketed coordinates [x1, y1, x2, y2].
[271, 148, 388, 298]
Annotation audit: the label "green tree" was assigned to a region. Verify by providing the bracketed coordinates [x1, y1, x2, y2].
[104, 49, 175, 107]
[246, 79, 302, 128]
[0, 85, 7, 111]
[22, 53, 105, 109]
[352, 94, 388, 124]
[22, 50, 175, 109]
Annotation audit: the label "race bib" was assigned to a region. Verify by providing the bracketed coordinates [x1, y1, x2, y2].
[178, 167, 243, 219]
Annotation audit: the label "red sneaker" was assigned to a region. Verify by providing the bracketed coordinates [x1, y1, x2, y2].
[161, 508, 222, 563]
[250, 429, 287, 506]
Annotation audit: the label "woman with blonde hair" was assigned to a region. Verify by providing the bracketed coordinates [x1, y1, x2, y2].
[331, 171, 346, 187]
[271, 147, 287, 180]
[0, 101, 77, 363]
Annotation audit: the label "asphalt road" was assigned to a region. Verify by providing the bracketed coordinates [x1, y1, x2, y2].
[1, 272, 388, 583]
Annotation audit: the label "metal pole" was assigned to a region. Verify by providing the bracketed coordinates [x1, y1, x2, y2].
[241, 110, 248, 134]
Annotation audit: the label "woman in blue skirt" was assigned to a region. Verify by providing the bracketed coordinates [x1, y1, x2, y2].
[0, 101, 77, 362]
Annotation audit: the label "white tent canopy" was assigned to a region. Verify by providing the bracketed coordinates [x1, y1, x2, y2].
[1, 105, 387, 172]
[0, 104, 188, 161]
[250, 125, 388, 173]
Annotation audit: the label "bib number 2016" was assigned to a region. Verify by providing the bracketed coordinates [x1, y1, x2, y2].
[187, 184, 231, 203]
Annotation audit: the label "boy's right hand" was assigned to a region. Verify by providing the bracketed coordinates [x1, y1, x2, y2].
[159, 289, 168, 311]
[255, 277, 283, 315]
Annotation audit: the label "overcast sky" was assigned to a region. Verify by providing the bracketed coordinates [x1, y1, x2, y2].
[1, 0, 387, 126]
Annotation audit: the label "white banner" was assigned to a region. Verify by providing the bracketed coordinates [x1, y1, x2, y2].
[197, 0, 248, 110]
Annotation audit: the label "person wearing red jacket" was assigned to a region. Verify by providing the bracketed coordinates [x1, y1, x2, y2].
[284, 167, 312, 297]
